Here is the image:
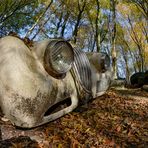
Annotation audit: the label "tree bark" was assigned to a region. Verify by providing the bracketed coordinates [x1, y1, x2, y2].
[110, 0, 117, 78]
[123, 39, 137, 73]
[95, 0, 101, 52]
[72, 0, 86, 43]
[121, 46, 130, 84]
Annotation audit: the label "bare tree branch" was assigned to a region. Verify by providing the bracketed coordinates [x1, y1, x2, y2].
[25, 0, 53, 38]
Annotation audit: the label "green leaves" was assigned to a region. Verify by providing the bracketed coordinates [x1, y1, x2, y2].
[0, 0, 41, 36]
[0, 0, 147, 75]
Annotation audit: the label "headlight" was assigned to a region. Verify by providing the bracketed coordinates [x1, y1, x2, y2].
[44, 40, 74, 78]
[87, 52, 110, 72]
[100, 52, 110, 71]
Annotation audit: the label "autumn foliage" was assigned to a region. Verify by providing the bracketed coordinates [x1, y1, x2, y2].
[0, 88, 148, 147]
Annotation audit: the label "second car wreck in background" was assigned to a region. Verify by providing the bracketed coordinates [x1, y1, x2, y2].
[0, 36, 113, 128]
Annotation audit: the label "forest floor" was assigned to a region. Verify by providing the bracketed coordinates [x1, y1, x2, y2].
[0, 87, 148, 148]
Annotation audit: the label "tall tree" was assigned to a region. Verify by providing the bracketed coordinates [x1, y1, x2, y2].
[72, 0, 87, 43]
[127, 0, 148, 19]
[0, 0, 37, 37]
[127, 16, 145, 72]
[115, 0, 148, 78]
[95, 0, 101, 52]
[110, 0, 117, 78]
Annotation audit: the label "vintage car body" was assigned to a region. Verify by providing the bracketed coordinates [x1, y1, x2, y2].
[0, 36, 113, 128]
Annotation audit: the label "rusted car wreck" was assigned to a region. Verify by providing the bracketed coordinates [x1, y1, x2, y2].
[0, 36, 113, 128]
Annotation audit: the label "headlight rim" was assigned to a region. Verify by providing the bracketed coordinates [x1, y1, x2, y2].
[44, 39, 74, 79]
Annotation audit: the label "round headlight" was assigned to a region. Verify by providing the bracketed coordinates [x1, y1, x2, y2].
[100, 52, 110, 71]
[44, 40, 74, 78]
[87, 52, 110, 72]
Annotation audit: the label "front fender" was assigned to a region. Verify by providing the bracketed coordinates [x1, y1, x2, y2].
[0, 36, 113, 128]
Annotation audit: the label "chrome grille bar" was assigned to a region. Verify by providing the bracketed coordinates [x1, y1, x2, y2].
[71, 47, 92, 94]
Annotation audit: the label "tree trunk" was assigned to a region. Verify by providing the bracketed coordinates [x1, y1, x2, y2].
[123, 39, 137, 73]
[95, 0, 101, 52]
[110, 0, 117, 78]
[121, 46, 130, 84]
[128, 16, 144, 72]
[61, 13, 69, 37]
[72, 0, 86, 43]
[86, 9, 95, 51]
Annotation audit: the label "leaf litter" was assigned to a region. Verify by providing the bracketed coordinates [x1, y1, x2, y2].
[0, 88, 148, 147]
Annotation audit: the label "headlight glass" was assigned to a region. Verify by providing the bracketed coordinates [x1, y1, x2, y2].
[44, 40, 74, 78]
[51, 41, 73, 73]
